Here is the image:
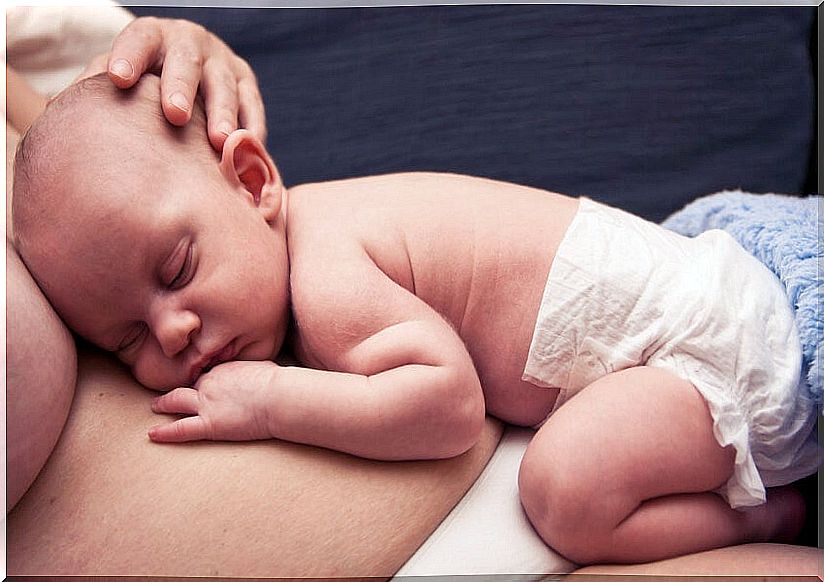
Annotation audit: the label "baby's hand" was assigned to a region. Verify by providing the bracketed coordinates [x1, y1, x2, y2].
[148, 360, 278, 443]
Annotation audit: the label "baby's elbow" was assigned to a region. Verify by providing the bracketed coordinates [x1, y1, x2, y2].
[437, 375, 486, 458]
[453, 400, 486, 457]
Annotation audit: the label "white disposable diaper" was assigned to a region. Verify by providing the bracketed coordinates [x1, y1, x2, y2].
[523, 197, 820, 508]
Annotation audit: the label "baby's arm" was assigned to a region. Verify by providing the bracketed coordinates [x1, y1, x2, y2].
[151, 252, 486, 461]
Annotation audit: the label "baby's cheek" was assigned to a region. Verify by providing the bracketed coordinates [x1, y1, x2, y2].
[131, 356, 182, 392]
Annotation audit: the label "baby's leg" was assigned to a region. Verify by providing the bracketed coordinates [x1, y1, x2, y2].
[517, 366, 802, 565]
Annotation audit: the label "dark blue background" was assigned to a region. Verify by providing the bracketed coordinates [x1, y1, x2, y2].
[128, 5, 815, 222]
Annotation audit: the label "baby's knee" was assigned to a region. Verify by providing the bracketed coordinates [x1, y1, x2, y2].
[518, 441, 614, 564]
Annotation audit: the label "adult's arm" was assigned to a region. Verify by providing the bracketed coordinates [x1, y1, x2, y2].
[6, 243, 78, 513]
[7, 345, 502, 577]
[6, 120, 78, 512]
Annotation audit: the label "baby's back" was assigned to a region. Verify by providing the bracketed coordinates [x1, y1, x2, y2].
[287, 172, 578, 426]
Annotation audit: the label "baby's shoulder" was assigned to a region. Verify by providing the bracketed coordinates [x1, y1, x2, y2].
[287, 242, 395, 371]
[284, 190, 378, 365]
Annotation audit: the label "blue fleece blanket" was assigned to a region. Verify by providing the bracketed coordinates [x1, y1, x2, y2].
[662, 190, 822, 404]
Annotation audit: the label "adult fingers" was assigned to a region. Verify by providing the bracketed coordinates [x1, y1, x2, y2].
[151, 387, 200, 415]
[237, 73, 268, 145]
[107, 17, 165, 89]
[160, 21, 209, 125]
[200, 57, 240, 150]
[148, 416, 209, 443]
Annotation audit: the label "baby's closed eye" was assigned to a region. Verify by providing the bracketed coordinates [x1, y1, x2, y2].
[166, 241, 196, 289]
[117, 322, 148, 356]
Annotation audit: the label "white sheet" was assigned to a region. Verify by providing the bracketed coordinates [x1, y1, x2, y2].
[395, 426, 576, 577]
[6, 4, 134, 97]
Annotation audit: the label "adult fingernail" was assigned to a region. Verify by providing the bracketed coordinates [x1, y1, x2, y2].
[110, 59, 133, 79]
[170, 92, 189, 113]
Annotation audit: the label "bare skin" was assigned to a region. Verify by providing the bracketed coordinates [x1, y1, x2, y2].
[14, 77, 811, 566]
[141, 172, 812, 563]
[7, 72, 502, 578]
[6, 344, 502, 577]
[567, 543, 824, 579]
[7, 101, 814, 577]
[4, 11, 816, 573]
[81, 16, 267, 150]
[284, 172, 577, 429]
[6, 240, 77, 512]
[6, 16, 263, 512]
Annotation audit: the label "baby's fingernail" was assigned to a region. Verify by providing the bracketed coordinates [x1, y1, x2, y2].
[110, 59, 133, 79]
[170, 92, 189, 113]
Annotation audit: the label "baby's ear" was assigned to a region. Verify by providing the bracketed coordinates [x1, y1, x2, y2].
[219, 130, 283, 222]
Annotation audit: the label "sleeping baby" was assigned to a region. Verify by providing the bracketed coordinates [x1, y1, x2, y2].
[12, 73, 819, 565]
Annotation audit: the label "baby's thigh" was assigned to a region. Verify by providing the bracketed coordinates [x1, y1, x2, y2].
[519, 367, 735, 513]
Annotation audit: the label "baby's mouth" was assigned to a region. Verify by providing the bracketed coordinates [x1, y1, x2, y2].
[188, 340, 237, 384]
[205, 342, 237, 371]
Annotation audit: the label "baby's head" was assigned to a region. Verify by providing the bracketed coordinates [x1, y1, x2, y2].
[13, 73, 291, 390]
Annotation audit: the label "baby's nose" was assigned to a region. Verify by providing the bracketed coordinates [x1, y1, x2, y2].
[151, 305, 200, 359]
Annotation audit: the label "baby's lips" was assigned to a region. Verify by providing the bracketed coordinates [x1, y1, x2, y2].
[208, 341, 238, 370]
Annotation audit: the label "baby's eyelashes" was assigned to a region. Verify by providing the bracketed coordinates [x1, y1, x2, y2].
[167, 243, 196, 290]
[117, 322, 148, 356]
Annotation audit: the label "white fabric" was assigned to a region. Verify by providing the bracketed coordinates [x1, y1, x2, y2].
[6, 4, 134, 96]
[523, 197, 820, 508]
[395, 426, 575, 577]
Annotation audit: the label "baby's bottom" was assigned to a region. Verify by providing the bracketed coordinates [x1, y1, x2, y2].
[517, 366, 806, 565]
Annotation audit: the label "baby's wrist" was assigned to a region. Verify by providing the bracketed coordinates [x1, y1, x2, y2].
[260, 362, 285, 439]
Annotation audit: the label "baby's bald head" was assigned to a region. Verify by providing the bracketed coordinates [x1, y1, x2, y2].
[12, 73, 215, 253]
[10, 73, 290, 388]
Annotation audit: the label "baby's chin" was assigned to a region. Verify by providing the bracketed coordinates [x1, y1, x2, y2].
[238, 337, 282, 363]
[230, 328, 288, 368]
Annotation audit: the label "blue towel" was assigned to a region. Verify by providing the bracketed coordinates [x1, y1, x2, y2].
[662, 190, 822, 404]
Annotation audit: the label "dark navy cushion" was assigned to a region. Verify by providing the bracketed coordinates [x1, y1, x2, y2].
[128, 5, 815, 222]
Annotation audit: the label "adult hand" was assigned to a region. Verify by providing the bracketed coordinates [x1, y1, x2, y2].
[91, 16, 267, 151]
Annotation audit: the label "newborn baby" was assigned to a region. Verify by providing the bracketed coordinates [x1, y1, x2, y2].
[12, 73, 818, 565]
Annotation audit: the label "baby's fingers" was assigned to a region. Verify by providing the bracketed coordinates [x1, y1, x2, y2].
[151, 387, 199, 415]
[148, 417, 210, 443]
